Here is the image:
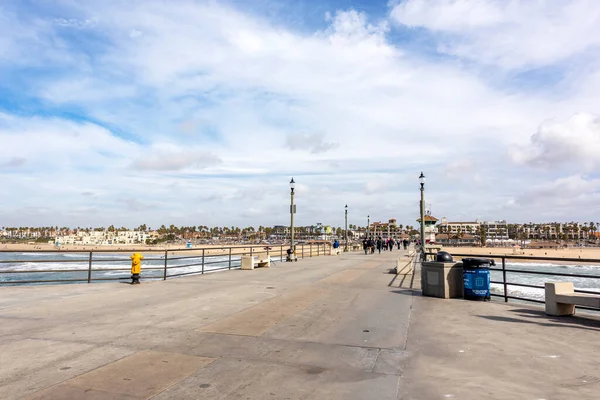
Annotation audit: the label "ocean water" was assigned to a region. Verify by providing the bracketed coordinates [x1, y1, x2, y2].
[490, 262, 600, 301]
[0, 251, 275, 285]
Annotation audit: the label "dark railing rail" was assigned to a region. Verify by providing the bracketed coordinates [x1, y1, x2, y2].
[0, 243, 337, 286]
[425, 252, 600, 310]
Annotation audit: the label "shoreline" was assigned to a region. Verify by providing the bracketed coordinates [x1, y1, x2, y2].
[442, 246, 600, 266]
[0, 243, 330, 257]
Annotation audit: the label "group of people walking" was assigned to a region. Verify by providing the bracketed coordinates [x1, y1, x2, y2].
[362, 237, 410, 254]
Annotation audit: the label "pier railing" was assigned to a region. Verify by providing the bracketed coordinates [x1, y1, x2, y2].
[425, 252, 600, 310]
[0, 243, 334, 286]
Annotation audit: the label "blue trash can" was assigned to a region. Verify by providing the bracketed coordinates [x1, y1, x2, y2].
[462, 258, 494, 301]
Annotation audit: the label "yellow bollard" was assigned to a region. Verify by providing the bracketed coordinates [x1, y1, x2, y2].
[130, 253, 144, 284]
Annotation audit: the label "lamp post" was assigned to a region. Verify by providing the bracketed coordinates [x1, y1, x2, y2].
[419, 172, 426, 258]
[367, 215, 370, 238]
[344, 205, 348, 252]
[290, 178, 296, 259]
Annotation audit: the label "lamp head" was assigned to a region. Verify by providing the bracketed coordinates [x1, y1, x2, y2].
[290, 177, 295, 192]
[419, 171, 425, 187]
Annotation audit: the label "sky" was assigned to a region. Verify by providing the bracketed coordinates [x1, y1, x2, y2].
[1, 0, 600, 229]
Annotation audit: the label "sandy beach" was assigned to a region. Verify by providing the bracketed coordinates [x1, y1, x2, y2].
[442, 246, 600, 264]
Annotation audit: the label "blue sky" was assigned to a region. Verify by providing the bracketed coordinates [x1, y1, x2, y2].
[1, 0, 600, 229]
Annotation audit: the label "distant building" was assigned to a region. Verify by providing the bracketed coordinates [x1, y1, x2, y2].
[435, 233, 478, 245]
[437, 217, 480, 236]
[416, 215, 438, 243]
[483, 220, 509, 240]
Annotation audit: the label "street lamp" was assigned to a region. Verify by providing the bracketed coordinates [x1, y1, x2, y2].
[367, 215, 370, 238]
[344, 205, 349, 252]
[419, 172, 426, 258]
[289, 178, 296, 261]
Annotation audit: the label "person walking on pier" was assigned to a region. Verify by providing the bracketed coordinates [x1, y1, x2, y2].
[376, 237, 383, 254]
[362, 238, 368, 255]
[388, 238, 395, 252]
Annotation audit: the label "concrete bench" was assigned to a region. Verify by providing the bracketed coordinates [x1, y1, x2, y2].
[241, 255, 270, 270]
[545, 282, 600, 316]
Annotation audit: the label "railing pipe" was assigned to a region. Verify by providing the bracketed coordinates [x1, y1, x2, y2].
[228, 248, 232, 270]
[87, 251, 93, 283]
[202, 249, 205, 274]
[163, 250, 168, 280]
[502, 256, 507, 303]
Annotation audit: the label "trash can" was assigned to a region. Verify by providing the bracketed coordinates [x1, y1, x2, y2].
[436, 251, 453, 262]
[462, 258, 494, 301]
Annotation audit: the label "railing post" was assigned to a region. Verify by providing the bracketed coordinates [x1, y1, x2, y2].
[310, 243, 312, 257]
[250, 247, 253, 258]
[163, 250, 168, 280]
[502, 257, 508, 302]
[302, 244, 304, 259]
[280, 246, 283, 262]
[229, 247, 232, 270]
[202, 249, 205, 274]
[87, 252, 92, 283]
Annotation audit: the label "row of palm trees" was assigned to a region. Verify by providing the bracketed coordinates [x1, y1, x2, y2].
[437, 222, 600, 246]
[1, 222, 419, 241]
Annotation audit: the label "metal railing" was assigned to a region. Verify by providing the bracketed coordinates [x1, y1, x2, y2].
[425, 252, 600, 310]
[0, 243, 334, 286]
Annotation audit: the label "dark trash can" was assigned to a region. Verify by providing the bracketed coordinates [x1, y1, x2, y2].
[462, 258, 494, 301]
[436, 251, 453, 262]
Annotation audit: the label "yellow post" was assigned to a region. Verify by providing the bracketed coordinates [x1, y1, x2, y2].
[130, 253, 144, 284]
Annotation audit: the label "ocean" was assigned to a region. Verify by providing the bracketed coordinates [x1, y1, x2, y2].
[0, 251, 261, 285]
[490, 262, 600, 301]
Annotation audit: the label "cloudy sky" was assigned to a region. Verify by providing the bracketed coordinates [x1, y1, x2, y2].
[1, 0, 600, 229]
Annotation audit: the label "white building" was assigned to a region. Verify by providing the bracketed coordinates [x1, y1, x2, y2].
[437, 218, 480, 235]
[483, 220, 509, 240]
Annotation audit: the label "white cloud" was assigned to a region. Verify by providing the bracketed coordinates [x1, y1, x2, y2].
[285, 133, 339, 154]
[1, 1, 600, 227]
[511, 113, 600, 170]
[511, 175, 600, 219]
[390, 0, 600, 69]
[0, 113, 138, 170]
[132, 147, 222, 171]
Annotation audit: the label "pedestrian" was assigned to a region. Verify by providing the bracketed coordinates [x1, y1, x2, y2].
[362, 238, 368, 255]
[377, 236, 383, 254]
[389, 238, 394, 251]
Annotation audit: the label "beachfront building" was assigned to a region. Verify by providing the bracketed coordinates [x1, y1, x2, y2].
[437, 218, 480, 236]
[368, 219, 402, 239]
[416, 215, 438, 243]
[53, 230, 155, 246]
[483, 220, 509, 241]
[435, 233, 478, 245]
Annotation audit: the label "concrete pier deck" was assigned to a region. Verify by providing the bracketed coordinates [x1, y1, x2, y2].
[1, 250, 599, 399]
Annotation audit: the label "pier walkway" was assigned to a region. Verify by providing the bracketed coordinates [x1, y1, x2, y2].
[1, 250, 599, 399]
